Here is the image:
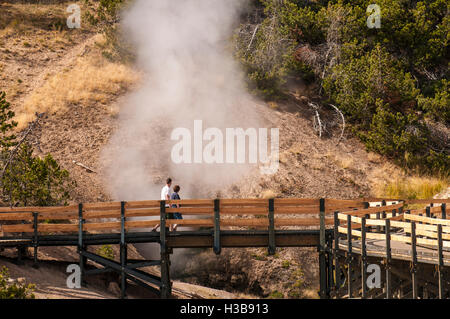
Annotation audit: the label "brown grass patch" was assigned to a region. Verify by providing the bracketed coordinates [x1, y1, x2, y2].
[17, 52, 139, 129]
[373, 176, 449, 200]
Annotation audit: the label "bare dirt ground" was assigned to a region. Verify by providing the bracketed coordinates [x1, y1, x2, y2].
[0, 1, 438, 299]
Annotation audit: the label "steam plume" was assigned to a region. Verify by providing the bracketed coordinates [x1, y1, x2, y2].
[100, 0, 266, 201]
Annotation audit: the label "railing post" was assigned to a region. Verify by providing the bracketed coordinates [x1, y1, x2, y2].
[267, 198, 275, 256]
[213, 199, 221, 255]
[361, 217, 367, 299]
[411, 222, 418, 299]
[437, 224, 444, 299]
[32, 212, 39, 268]
[120, 201, 127, 299]
[385, 219, 391, 299]
[78, 203, 86, 287]
[319, 198, 327, 299]
[346, 214, 352, 298]
[376, 204, 381, 232]
[381, 200, 386, 232]
[326, 232, 333, 298]
[426, 206, 431, 218]
[441, 203, 446, 219]
[160, 200, 171, 298]
[333, 211, 340, 295]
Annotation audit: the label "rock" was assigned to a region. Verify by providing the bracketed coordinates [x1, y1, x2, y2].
[434, 187, 450, 199]
[107, 281, 121, 297]
[17, 277, 26, 284]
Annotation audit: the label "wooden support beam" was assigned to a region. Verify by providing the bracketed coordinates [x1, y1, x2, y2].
[120, 201, 127, 299]
[347, 214, 353, 298]
[411, 222, 418, 299]
[385, 219, 391, 299]
[361, 217, 367, 299]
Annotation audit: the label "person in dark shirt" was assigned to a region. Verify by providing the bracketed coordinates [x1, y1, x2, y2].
[169, 185, 183, 231]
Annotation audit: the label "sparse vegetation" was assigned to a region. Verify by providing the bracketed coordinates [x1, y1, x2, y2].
[268, 290, 284, 299]
[18, 52, 138, 129]
[0, 266, 35, 299]
[97, 244, 115, 260]
[84, 0, 134, 62]
[237, 0, 449, 176]
[0, 91, 75, 206]
[375, 176, 448, 200]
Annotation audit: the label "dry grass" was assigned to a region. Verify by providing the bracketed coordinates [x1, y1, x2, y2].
[367, 152, 382, 163]
[373, 176, 449, 200]
[17, 51, 139, 130]
[325, 152, 354, 170]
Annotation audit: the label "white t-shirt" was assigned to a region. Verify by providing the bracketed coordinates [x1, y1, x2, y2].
[161, 185, 171, 201]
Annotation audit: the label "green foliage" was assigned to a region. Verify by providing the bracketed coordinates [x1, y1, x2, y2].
[0, 91, 75, 207]
[0, 91, 18, 151]
[84, 0, 133, 62]
[418, 80, 450, 124]
[323, 45, 419, 125]
[97, 245, 115, 260]
[84, 0, 126, 26]
[234, 0, 299, 99]
[2, 143, 75, 206]
[237, 0, 449, 175]
[0, 266, 35, 299]
[268, 290, 284, 298]
[281, 260, 290, 268]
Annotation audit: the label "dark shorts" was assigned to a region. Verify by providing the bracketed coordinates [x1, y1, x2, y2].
[166, 213, 183, 219]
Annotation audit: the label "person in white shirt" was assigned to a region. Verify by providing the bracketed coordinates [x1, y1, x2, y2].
[161, 178, 172, 202]
[152, 178, 172, 231]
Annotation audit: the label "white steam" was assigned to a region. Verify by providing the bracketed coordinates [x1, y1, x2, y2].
[100, 0, 267, 201]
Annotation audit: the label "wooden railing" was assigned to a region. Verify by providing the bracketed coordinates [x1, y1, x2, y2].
[335, 199, 450, 254]
[0, 198, 368, 236]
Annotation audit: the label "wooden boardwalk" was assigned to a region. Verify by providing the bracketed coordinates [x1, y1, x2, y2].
[0, 197, 449, 299]
[334, 198, 450, 299]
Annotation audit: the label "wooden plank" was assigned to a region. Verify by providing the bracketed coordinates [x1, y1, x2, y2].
[274, 198, 318, 206]
[0, 212, 33, 221]
[390, 221, 450, 234]
[83, 202, 121, 211]
[38, 224, 78, 232]
[125, 220, 159, 229]
[165, 199, 214, 206]
[325, 204, 365, 212]
[276, 218, 333, 226]
[126, 208, 160, 218]
[406, 199, 450, 204]
[414, 228, 450, 241]
[326, 199, 364, 206]
[274, 207, 320, 214]
[83, 210, 121, 219]
[164, 207, 213, 215]
[165, 219, 213, 227]
[365, 219, 388, 227]
[0, 205, 78, 213]
[390, 233, 411, 244]
[125, 200, 161, 209]
[341, 203, 404, 216]
[404, 214, 450, 226]
[220, 207, 267, 215]
[2, 224, 34, 232]
[36, 205, 78, 213]
[220, 199, 267, 206]
[84, 221, 121, 231]
[360, 198, 403, 202]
